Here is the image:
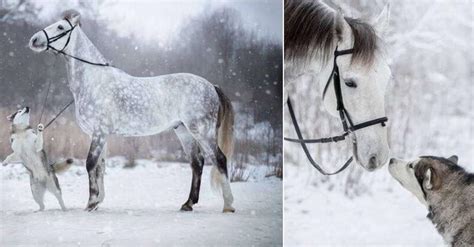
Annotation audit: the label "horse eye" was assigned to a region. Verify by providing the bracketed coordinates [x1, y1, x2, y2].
[58, 25, 64, 30]
[344, 79, 357, 88]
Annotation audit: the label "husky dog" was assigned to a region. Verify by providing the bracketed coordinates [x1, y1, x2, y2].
[389, 156, 474, 246]
[2, 107, 73, 211]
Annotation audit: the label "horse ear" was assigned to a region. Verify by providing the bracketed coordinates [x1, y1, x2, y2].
[372, 3, 390, 36]
[63, 10, 81, 26]
[69, 13, 81, 26]
[448, 155, 458, 164]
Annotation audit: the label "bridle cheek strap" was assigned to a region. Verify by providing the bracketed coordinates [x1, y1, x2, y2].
[285, 47, 389, 175]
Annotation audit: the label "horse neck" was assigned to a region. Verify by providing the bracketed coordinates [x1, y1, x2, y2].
[64, 27, 108, 92]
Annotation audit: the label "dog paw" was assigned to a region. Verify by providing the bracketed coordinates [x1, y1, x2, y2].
[37, 124, 44, 132]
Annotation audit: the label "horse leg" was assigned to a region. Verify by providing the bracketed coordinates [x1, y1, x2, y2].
[97, 143, 107, 204]
[85, 133, 106, 211]
[186, 122, 235, 213]
[214, 146, 235, 213]
[174, 124, 204, 211]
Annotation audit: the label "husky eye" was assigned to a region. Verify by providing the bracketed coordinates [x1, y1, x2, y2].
[344, 79, 357, 88]
[408, 163, 414, 169]
[58, 25, 64, 31]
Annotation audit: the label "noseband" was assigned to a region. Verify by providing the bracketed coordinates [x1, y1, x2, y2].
[41, 19, 110, 67]
[285, 47, 388, 175]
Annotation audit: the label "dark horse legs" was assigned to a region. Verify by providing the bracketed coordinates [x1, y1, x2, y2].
[180, 144, 205, 211]
[85, 133, 106, 211]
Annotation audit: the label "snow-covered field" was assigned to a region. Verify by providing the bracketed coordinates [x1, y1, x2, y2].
[0, 159, 282, 246]
[284, 165, 446, 246]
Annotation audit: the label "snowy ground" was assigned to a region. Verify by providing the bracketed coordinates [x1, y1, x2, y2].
[284, 164, 446, 246]
[0, 158, 282, 246]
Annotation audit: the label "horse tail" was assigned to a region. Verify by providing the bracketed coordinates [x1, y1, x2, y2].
[211, 86, 234, 191]
[215, 86, 234, 160]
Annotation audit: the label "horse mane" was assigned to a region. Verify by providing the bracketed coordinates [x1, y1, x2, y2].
[61, 9, 81, 25]
[284, 0, 377, 67]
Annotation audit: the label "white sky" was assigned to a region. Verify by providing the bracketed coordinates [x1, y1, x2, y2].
[35, 0, 282, 44]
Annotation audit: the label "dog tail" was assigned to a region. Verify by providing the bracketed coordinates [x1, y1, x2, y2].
[211, 86, 234, 192]
[52, 158, 74, 174]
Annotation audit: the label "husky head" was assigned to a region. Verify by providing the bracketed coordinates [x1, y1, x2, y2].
[7, 107, 31, 128]
[388, 155, 463, 207]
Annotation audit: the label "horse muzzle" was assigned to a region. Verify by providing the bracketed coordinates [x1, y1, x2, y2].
[29, 33, 47, 52]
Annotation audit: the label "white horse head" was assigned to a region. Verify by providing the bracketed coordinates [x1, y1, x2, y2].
[29, 10, 81, 53]
[285, 1, 391, 171]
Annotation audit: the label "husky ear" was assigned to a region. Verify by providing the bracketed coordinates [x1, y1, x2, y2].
[424, 167, 441, 191]
[372, 3, 390, 36]
[448, 155, 458, 164]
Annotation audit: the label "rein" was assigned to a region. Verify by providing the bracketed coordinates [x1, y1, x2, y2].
[285, 47, 388, 175]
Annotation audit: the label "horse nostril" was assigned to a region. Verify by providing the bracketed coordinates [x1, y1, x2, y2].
[32, 37, 38, 44]
[368, 156, 377, 169]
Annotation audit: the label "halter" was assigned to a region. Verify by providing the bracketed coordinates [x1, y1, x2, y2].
[285, 47, 388, 175]
[41, 19, 110, 67]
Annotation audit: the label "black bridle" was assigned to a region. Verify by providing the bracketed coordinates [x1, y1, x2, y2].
[285, 47, 388, 175]
[42, 19, 110, 67]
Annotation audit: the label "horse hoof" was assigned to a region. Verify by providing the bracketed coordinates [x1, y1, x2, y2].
[223, 207, 235, 213]
[180, 204, 193, 212]
[85, 202, 99, 212]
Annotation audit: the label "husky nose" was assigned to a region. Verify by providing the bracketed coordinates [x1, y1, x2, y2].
[25, 107, 30, 113]
[389, 158, 397, 164]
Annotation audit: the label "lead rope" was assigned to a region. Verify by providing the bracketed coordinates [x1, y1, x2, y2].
[43, 99, 74, 129]
[38, 79, 52, 125]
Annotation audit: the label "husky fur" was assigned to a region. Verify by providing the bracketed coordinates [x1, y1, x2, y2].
[389, 156, 474, 246]
[2, 107, 73, 211]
